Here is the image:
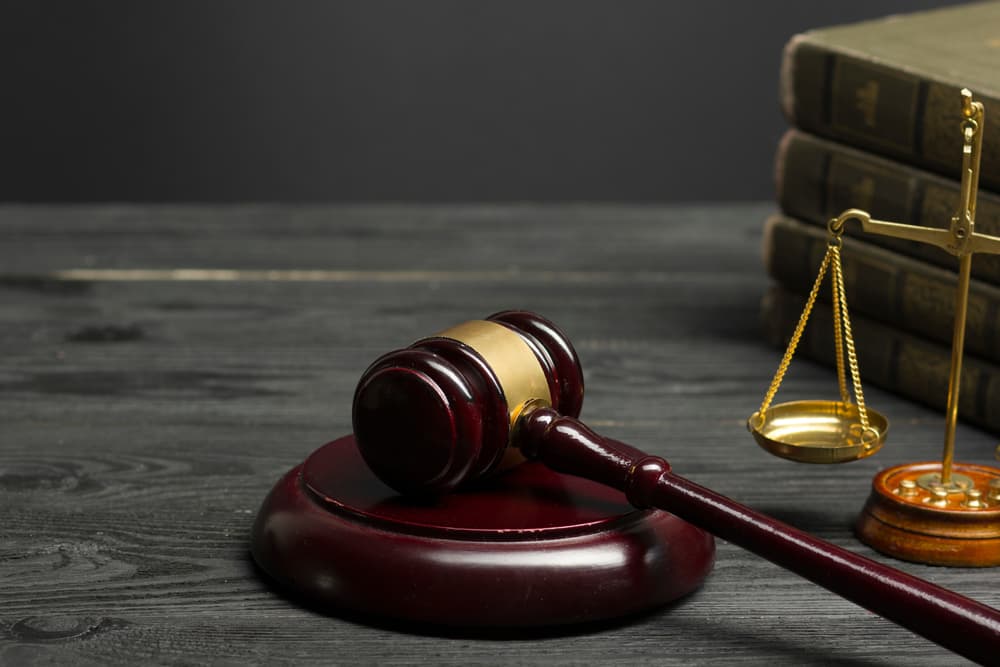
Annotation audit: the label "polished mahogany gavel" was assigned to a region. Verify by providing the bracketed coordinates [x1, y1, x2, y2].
[352, 311, 1000, 662]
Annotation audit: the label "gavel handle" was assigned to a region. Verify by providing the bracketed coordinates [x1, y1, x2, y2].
[518, 408, 1000, 664]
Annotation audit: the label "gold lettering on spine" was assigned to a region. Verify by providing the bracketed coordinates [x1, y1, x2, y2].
[856, 80, 880, 128]
[849, 176, 876, 211]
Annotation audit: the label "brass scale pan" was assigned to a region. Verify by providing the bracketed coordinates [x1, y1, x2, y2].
[749, 400, 888, 464]
[748, 222, 888, 464]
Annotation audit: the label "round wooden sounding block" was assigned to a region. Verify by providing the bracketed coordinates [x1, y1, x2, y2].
[251, 436, 715, 627]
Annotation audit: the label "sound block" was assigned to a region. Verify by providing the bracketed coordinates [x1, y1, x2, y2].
[251, 436, 715, 628]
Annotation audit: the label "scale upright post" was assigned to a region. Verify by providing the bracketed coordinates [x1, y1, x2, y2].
[833, 90, 1000, 566]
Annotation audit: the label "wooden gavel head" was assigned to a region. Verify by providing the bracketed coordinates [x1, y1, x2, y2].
[352, 310, 584, 495]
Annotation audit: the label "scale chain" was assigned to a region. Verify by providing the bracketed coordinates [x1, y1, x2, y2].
[753, 236, 877, 446]
[830, 244, 851, 406]
[831, 245, 873, 435]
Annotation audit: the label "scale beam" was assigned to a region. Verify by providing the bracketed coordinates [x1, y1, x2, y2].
[829, 209, 953, 253]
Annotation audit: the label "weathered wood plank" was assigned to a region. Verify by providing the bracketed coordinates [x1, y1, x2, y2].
[1, 205, 997, 665]
[0, 204, 769, 274]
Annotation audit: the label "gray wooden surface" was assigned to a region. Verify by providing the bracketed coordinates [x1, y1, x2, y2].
[1, 204, 998, 665]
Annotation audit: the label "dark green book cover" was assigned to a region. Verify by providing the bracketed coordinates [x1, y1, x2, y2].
[762, 214, 1000, 364]
[781, 2, 1000, 190]
[775, 128, 1000, 284]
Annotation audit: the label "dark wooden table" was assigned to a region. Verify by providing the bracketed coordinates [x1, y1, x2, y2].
[2, 204, 998, 665]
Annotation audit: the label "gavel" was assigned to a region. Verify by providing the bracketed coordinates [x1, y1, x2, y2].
[353, 311, 999, 662]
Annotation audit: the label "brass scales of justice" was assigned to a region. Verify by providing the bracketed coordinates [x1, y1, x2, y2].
[748, 89, 1000, 567]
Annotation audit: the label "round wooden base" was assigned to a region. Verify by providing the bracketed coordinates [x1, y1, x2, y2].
[856, 462, 1000, 567]
[251, 436, 715, 628]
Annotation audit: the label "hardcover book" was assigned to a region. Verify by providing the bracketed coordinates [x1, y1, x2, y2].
[762, 214, 1000, 365]
[775, 129, 1000, 284]
[780, 2, 1000, 191]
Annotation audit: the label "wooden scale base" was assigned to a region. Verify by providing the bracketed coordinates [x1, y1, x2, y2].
[856, 462, 1000, 567]
[251, 436, 715, 627]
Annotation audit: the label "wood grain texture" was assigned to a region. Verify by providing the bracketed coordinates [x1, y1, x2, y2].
[1, 204, 998, 665]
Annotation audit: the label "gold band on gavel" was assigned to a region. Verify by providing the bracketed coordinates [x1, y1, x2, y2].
[428, 320, 552, 430]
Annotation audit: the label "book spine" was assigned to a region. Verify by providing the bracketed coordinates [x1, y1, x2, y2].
[780, 38, 1000, 193]
[775, 129, 1000, 285]
[760, 285, 1000, 435]
[762, 215, 1000, 365]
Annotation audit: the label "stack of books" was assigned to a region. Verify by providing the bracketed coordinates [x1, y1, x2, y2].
[762, 2, 1000, 433]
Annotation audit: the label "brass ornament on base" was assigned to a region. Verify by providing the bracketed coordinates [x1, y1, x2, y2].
[856, 462, 1000, 567]
[753, 90, 1000, 567]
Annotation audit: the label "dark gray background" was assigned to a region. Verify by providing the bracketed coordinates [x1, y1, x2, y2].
[0, 1, 969, 202]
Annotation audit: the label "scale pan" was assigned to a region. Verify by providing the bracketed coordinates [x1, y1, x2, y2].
[749, 400, 888, 464]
